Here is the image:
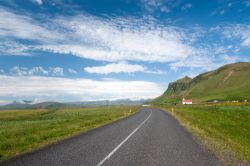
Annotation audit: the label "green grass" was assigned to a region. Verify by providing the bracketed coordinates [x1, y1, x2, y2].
[159, 104, 250, 166]
[154, 62, 250, 104]
[0, 106, 138, 161]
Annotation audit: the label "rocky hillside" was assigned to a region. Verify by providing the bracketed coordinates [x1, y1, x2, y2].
[153, 62, 250, 104]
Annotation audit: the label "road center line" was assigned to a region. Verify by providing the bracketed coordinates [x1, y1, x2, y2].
[96, 109, 152, 166]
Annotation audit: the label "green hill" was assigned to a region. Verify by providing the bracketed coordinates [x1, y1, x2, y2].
[153, 62, 250, 104]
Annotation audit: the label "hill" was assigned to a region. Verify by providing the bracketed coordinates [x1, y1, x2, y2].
[0, 99, 148, 110]
[153, 62, 250, 104]
[70, 99, 150, 106]
[0, 101, 67, 110]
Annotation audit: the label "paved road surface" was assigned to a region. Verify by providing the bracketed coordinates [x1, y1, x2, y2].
[1, 108, 219, 166]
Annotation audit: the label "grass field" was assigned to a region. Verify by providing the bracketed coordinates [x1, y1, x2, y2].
[0, 106, 138, 161]
[159, 104, 250, 166]
[153, 62, 250, 104]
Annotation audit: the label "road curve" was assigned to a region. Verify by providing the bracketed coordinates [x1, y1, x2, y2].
[1, 108, 219, 166]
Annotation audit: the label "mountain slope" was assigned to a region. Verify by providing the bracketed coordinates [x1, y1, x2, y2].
[0, 102, 67, 110]
[153, 62, 250, 104]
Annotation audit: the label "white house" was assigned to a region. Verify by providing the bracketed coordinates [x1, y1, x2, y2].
[182, 98, 193, 104]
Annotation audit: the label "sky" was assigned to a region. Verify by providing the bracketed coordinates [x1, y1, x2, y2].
[0, 0, 250, 104]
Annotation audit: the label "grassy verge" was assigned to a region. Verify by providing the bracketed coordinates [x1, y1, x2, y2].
[157, 104, 250, 166]
[0, 106, 138, 161]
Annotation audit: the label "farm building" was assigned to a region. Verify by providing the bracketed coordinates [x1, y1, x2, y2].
[182, 98, 193, 104]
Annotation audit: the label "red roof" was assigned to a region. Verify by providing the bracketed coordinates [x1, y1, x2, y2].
[184, 99, 192, 102]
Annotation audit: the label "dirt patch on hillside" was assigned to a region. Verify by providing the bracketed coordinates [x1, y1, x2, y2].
[223, 70, 234, 82]
[220, 70, 234, 86]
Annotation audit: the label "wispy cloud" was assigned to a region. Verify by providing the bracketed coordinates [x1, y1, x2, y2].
[140, 0, 182, 13]
[0, 6, 245, 73]
[84, 62, 164, 75]
[9, 66, 64, 76]
[42, 15, 200, 63]
[84, 62, 145, 74]
[181, 3, 192, 11]
[222, 24, 250, 47]
[0, 8, 62, 42]
[169, 54, 218, 71]
[210, 24, 250, 48]
[0, 41, 31, 56]
[0, 8, 57, 55]
[0, 75, 163, 101]
[220, 10, 225, 15]
[31, 0, 43, 5]
[49, 67, 64, 76]
[169, 53, 242, 72]
[0, 7, 198, 63]
[68, 68, 77, 74]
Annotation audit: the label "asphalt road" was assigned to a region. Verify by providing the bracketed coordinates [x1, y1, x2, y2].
[1, 108, 220, 166]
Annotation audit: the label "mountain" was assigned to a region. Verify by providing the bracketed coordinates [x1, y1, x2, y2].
[162, 76, 192, 96]
[0, 101, 31, 110]
[68, 99, 150, 106]
[153, 62, 250, 104]
[0, 99, 149, 110]
[0, 101, 67, 110]
[31, 102, 67, 109]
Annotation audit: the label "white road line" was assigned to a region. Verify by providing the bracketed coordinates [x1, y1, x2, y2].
[96, 109, 152, 166]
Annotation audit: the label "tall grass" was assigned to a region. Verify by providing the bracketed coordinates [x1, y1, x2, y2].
[0, 106, 138, 161]
[159, 104, 250, 165]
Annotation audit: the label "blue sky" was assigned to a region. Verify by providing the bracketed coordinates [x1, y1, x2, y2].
[0, 0, 250, 104]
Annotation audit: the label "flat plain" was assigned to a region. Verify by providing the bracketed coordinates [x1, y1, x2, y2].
[0, 106, 138, 161]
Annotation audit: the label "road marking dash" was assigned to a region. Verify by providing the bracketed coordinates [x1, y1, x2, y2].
[96, 109, 152, 166]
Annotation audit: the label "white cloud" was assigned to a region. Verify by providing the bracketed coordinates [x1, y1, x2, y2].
[49, 67, 64, 76]
[84, 62, 145, 74]
[160, 6, 170, 13]
[84, 62, 164, 75]
[220, 55, 242, 64]
[222, 24, 250, 47]
[32, 0, 43, 5]
[0, 7, 240, 73]
[0, 75, 163, 101]
[210, 10, 217, 16]
[0, 8, 201, 64]
[181, 3, 192, 11]
[0, 8, 62, 42]
[29, 67, 49, 75]
[170, 54, 243, 72]
[140, 0, 165, 12]
[0, 41, 31, 56]
[41, 15, 198, 63]
[144, 69, 165, 75]
[84, 62, 144, 74]
[140, 0, 181, 13]
[9, 66, 64, 76]
[68, 68, 77, 74]
[169, 55, 217, 71]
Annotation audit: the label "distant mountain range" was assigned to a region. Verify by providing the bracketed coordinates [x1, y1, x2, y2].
[0, 101, 67, 110]
[0, 99, 150, 110]
[153, 62, 250, 104]
[70, 99, 150, 106]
